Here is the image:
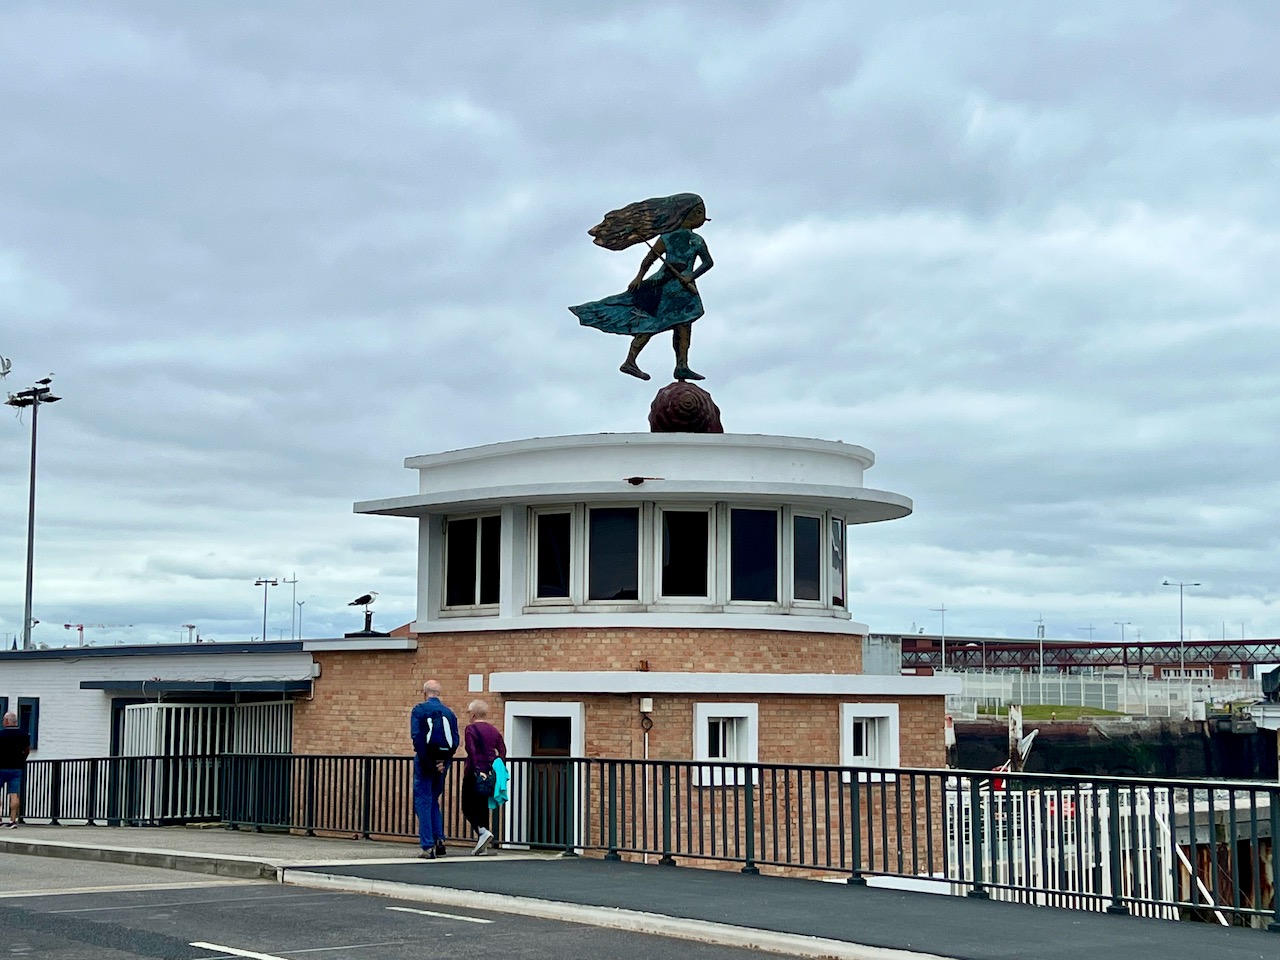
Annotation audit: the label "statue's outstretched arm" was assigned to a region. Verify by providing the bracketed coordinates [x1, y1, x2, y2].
[628, 239, 664, 291]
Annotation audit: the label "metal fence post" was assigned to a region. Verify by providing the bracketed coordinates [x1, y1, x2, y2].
[560, 760, 578, 857]
[85, 758, 99, 826]
[742, 764, 759, 875]
[1269, 787, 1280, 933]
[1105, 783, 1128, 915]
[359, 756, 373, 840]
[659, 762, 676, 866]
[48, 759, 62, 825]
[604, 761, 621, 861]
[967, 776, 988, 898]
[847, 774, 866, 886]
[304, 756, 317, 837]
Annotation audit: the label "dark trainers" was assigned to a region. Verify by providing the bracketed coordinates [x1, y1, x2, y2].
[434, 841, 447, 857]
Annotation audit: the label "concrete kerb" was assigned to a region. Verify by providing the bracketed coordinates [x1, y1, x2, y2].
[283, 868, 954, 960]
[0, 836, 279, 880]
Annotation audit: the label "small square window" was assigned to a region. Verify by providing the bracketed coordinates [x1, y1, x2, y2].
[694, 702, 757, 786]
[840, 703, 898, 782]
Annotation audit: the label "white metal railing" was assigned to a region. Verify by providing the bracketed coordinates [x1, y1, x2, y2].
[944, 673, 1262, 717]
[120, 702, 292, 820]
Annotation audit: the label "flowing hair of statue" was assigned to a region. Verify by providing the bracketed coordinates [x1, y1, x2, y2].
[587, 193, 706, 251]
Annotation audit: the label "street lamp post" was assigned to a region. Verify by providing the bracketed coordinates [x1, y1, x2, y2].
[1162, 579, 1200, 714]
[296, 600, 306, 640]
[254, 578, 278, 642]
[930, 604, 947, 674]
[6, 380, 62, 650]
[283, 573, 298, 639]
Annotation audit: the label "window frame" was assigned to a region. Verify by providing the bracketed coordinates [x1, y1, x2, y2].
[727, 506, 781, 605]
[693, 702, 758, 787]
[655, 505, 714, 603]
[529, 507, 577, 606]
[441, 512, 502, 613]
[16, 696, 39, 752]
[840, 703, 899, 783]
[584, 503, 646, 606]
[789, 510, 826, 607]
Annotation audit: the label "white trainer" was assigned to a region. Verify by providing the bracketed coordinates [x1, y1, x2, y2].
[472, 827, 493, 856]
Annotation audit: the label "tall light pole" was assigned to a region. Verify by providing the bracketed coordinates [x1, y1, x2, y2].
[296, 599, 306, 640]
[1162, 579, 1200, 711]
[254, 578, 278, 642]
[930, 603, 947, 674]
[1114, 621, 1130, 644]
[6, 379, 61, 650]
[1034, 615, 1046, 704]
[282, 573, 298, 639]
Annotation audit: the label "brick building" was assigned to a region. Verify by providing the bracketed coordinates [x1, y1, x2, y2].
[294, 432, 956, 785]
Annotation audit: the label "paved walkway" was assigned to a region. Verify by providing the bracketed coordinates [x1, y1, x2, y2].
[4, 825, 1277, 960]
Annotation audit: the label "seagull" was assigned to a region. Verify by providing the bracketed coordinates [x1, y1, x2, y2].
[0, 357, 10, 380]
[36, 375, 53, 385]
[349, 591, 379, 608]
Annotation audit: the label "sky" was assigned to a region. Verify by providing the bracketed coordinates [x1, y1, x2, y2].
[2, 1, 1279, 649]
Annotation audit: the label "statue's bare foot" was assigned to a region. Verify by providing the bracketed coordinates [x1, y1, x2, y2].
[620, 361, 651, 381]
[673, 365, 704, 381]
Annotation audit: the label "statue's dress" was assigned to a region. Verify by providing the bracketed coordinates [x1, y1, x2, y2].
[570, 229, 709, 335]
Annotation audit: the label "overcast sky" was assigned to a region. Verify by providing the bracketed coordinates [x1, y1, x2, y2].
[3, 2, 1279, 649]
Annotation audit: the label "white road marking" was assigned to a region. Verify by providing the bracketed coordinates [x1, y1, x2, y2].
[0, 879, 254, 899]
[386, 904, 494, 924]
[48, 892, 337, 913]
[278, 942, 414, 954]
[191, 944, 291, 960]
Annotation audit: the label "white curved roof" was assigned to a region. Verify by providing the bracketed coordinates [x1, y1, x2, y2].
[355, 432, 911, 524]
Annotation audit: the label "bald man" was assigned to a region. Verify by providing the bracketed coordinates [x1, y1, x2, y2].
[0, 712, 30, 828]
[410, 680, 459, 858]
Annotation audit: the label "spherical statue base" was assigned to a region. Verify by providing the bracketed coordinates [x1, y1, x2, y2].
[649, 381, 724, 433]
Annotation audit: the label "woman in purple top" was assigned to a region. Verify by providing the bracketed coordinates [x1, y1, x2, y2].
[462, 700, 506, 855]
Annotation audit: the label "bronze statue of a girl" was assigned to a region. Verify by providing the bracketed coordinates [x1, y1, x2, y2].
[570, 193, 714, 381]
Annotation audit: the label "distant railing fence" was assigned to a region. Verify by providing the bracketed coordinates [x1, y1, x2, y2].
[946, 673, 1263, 717]
[5, 755, 1277, 929]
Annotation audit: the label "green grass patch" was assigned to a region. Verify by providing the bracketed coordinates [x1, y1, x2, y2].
[975, 704, 1126, 720]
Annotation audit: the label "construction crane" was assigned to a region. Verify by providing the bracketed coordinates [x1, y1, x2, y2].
[63, 623, 133, 646]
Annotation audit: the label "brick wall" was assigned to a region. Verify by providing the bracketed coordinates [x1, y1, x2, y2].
[294, 626, 944, 769]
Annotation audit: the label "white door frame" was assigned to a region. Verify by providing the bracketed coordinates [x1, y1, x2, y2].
[502, 700, 585, 849]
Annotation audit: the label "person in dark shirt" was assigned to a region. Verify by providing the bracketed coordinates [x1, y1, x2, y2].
[409, 680, 459, 858]
[0, 712, 31, 828]
[462, 699, 507, 855]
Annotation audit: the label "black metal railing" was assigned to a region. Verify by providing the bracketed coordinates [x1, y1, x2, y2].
[6, 755, 225, 826]
[6, 754, 1278, 930]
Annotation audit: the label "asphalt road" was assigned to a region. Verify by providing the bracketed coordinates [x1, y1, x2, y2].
[0, 855, 784, 960]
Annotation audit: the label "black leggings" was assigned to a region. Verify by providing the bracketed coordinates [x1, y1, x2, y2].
[461, 771, 490, 834]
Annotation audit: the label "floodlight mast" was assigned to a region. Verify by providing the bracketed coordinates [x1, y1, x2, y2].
[6, 380, 61, 650]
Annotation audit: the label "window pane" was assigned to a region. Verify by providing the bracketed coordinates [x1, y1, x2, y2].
[445, 518, 477, 606]
[730, 509, 777, 601]
[850, 720, 866, 758]
[662, 511, 708, 597]
[707, 719, 725, 759]
[479, 515, 501, 605]
[588, 507, 639, 600]
[536, 512, 572, 598]
[793, 515, 822, 601]
[831, 518, 846, 607]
